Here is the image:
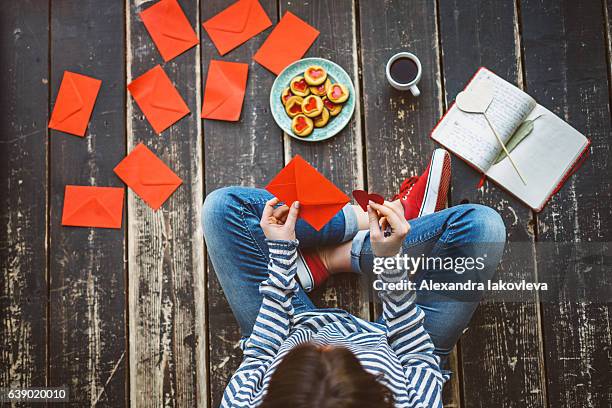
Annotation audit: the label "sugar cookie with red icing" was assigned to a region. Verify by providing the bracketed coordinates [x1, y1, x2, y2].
[281, 87, 293, 105]
[327, 83, 349, 103]
[313, 107, 330, 128]
[285, 96, 304, 118]
[290, 76, 310, 97]
[322, 97, 343, 116]
[301, 95, 324, 118]
[304, 65, 327, 86]
[309, 78, 331, 97]
[291, 114, 314, 137]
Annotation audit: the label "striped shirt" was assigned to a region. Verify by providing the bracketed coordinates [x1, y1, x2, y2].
[220, 240, 448, 408]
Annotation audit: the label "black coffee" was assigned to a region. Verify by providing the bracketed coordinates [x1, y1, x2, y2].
[390, 57, 418, 84]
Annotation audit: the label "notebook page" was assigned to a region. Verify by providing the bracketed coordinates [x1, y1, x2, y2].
[486, 105, 588, 210]
[432, 69, 536, 171]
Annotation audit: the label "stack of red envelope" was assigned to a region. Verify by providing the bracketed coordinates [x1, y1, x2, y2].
[200, 0, 319, 121]
[61, 144, 182, 229]
[48, 0, 327, 229]
[49, 0, 322, 135]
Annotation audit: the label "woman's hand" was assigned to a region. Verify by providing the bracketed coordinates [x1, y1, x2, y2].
[368, 201, 410, 257]
[260, 198, 300, 241]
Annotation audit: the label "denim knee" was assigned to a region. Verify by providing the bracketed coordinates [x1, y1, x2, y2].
[470, 204, 506, 243]
[450, 204, 506, 281]
[448, 204, 506, 244]
[202, 186, 243, 237]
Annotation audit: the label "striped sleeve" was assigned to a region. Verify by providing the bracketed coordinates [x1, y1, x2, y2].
[242, 239, 299, 361]
[378, 260, 445, 408]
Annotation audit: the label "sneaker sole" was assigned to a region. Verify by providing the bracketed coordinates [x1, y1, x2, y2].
[419, 149, 451, 217]
[296, 250, 314, 292]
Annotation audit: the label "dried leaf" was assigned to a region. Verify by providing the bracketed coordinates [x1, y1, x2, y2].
[494, 115, 543, 164]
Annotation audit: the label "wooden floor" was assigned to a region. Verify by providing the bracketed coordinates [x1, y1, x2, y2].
[1, 0, 611, 407]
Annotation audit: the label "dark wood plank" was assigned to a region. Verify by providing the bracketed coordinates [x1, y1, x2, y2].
[279, 0, 370, 319]
[359, 0, 443, 196]
[520, 0, 612, 407]
[48, 1, 127, 406]
[357, 1, 462, 406]
[126, 0, 205, 406]
[358, 0, 443, 311]
[437, 1, 547, 406]
[200, 1, 280, 406]
[0, 1, 49, 397]
[607, 0, 612, 105]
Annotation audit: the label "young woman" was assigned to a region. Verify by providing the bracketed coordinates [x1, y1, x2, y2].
[202, 151, 506, 408]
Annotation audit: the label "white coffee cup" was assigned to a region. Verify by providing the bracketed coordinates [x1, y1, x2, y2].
[385, 52, 422, 96]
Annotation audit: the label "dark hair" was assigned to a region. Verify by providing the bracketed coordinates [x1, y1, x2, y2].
[259, 343, 394, 408]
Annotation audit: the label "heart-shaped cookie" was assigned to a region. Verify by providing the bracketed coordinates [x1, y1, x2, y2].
[352, 190, 385, 212]
[309, 69, 324, 78]
[305, 98, 317, 111]
[455, 81, 494, 114]
[331, 85, 343, 99]
[295, 116, 309, 130]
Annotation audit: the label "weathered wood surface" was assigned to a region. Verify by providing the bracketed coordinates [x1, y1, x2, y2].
[126, 0, 205, 406]
[0, 2, 49, 403]
[520, 0, 612, 407]
[437, 1, 547, 407]
[200, 1, 280, 405]
[280, 0, 370, 318]
[1, 0, 611, 407]
[607, 0, 612, 80]
[48, 1, 128, 406]
[357, 1, 461, 406]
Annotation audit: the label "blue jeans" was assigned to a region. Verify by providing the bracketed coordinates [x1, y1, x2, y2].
[202, 187, 506, 361]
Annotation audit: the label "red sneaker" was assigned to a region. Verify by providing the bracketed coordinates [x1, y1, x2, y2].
[295, 249, 329, 292]
[392, 148, 451, 220]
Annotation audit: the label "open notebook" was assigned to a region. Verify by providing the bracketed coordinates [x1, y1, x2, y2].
[431, 67, 590, 211]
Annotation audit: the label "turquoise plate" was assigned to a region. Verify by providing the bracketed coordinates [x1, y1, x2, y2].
[270, 58, 356, 142]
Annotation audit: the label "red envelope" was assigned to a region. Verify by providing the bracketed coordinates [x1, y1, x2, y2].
[140, 0, 199, 62]
[266, 155, 349, 230]
[127, 65, 190, 134]
[61, 186, 124, 229]
[202, 0, 272, 56]
[201, 60, 248, 121]
[253, 12, 319, 75]
[49, 71, 102, 137]
[114, 143, 182, 211]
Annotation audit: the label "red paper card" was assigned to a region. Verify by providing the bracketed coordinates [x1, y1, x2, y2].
[201, 60, 248, 121]
[140, 0, 199, 62]
[48, 71, 102, 137]
[202, 0, 272, 56]
[352, 190, 385, 212]
[266, 155, 349, 230]
[253, 12, 319, 75]
[114, 143, 182, 210]
[127, 65, 190, 134]
[61, 185, 124, 229]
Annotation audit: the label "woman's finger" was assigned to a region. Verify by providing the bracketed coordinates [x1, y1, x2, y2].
[368, 205, 382, 241]
[283, 201, 300, 230]
[384, 199, 405, 221]
[272, 204, 290, 222]
[370, 202, 404, 232]
[262, 197, 280, 220]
